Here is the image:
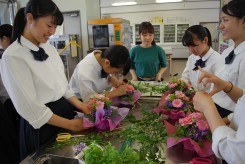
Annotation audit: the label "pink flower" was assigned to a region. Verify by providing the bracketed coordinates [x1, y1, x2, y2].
[95, 101, 104, 110]
[172, 99, 183, 108]
[175, 91, 185, 98]
[126, 84, 134, 91]
[169, 83, 177, 88]
[189, 112, 203, 120]
[179, 117, 193, 126]
[165, 94, 172, 100]
[196, 120, 209, 130]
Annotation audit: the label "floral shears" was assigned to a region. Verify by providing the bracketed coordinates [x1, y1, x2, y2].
[56, 133, 85, 142]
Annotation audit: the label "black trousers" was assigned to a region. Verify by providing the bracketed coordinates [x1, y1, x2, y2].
[215, 103, 233, 118]
[0, 99, 21, 164]
[19, 97, 76, 161]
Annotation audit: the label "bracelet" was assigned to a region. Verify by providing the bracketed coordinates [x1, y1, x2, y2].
[156, 74, 161, 77]
[224, 81, 233, 93]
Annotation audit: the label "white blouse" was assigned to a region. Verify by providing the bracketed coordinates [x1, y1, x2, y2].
[213, 41, 245, 112]
[69, 51, 110, 102]
[212, 94, 245, 164]
[0, 60, 9, 104]
[1, 36, 74, 129]
[181, 48, 221, 92]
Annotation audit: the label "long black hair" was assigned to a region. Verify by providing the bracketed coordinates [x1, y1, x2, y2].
[0, 24, 12, 39]
[139, 22, 156, 46]
[182, 25, 212, 47]
[11, 0, 63, 43]
[101, 45, 131, 75]
[222, 0, 245, 19]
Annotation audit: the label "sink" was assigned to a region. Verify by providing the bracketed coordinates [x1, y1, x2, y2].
[33, 154, 84, 164]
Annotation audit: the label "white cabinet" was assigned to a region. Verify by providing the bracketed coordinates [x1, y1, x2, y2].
[163, 23, 189, 43]
[163, 24, 176, 43]
[177, 24, 189, 42]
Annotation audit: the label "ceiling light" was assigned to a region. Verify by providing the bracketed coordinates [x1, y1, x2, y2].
[112, 1, 137, 6]
[156, 0, 183, 3]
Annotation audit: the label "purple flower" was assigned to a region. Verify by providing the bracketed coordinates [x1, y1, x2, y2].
[166, 101, 173, 107]
[75, 142, 86, 154]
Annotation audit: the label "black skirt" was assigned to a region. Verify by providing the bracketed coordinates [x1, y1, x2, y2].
[0, 99, 21, 164]
[19, 97, 76, 161]
[215, 103, 233, 118]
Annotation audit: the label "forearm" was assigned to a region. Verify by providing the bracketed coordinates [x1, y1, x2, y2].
[203, 103, 226, 133]
[104, 90, 117, 99]
[223, 80, 243, 103]
[67, 96, 88, 113]
[157, 67, 167, 77]
[48, 114, 71, 130]
[130, 69, 138, 80]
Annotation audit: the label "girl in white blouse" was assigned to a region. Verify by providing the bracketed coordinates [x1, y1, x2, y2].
[181, 25, 221, 92]
[193, 67, 244, 164]
[1, 0, 90, 160]
[212, 0, 245, 118]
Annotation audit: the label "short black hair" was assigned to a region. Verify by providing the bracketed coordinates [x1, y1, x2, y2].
[0, 24, 12, 39]
[138, 21, 156, 45]
[101, 45, 131, 75]
[182, 25, 212, 47]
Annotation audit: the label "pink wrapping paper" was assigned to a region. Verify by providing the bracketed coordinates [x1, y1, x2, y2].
[153, 91, 186, 123]
[164, 121, 214, 157]
[83, 107, 129, 131]
[112, 90, 141, 106]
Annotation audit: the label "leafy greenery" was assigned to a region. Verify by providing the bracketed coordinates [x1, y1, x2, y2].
[49, 101, 167, 163]
[84, 142, 144, 164]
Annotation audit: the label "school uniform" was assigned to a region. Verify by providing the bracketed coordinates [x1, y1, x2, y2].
[1, 36, 76, 160]
[69, 50, 110, 102]
[181, 47, 221, 92]
[213, 41, 245, 117]
[212, 94, 245, 164]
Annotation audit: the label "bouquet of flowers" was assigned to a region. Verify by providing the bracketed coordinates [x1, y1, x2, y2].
[153, 90, 194, 122]
[81, 94, 130, 131]
[161, 78, 195, 97]
[112, 84, 141, 107]
[164, 112, 213, 157]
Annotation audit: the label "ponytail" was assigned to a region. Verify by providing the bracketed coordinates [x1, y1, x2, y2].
[11, 7, 26, 43]
[203, 27, 212, 47]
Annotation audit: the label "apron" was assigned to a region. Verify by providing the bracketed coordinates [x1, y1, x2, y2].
[19, 97, 76, 161]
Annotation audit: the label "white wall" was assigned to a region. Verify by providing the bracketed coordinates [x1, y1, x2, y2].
[100, 0, 220, 58]
[17, 0, 101, 57]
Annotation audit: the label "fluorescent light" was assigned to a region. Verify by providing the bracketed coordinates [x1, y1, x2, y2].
[156, 0, 183, 3]
[112, 1, 137, 6]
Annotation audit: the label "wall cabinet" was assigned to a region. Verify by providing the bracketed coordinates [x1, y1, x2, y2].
[131, 23, 189, 45]
[163, 23, 189, 43]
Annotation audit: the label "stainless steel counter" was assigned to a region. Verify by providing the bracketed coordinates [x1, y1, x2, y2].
[20, 98, 221, 164]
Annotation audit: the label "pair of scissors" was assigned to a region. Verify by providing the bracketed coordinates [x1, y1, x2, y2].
[56, 133, 85, 142]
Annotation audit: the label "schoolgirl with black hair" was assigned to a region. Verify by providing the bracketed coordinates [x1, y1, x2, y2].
[181, 25, 221, 92]
[1, 0, 91, 160]
[130, 21, 168, 81]
[69, 45, 131, 102]
[211, 0, 245, 118]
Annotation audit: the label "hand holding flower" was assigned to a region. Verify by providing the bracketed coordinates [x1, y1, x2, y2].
[193, 92, 216, 113]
